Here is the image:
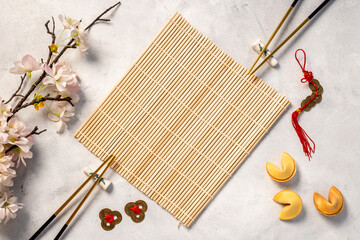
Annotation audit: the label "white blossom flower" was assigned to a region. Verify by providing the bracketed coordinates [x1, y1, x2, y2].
[0, 172, 15, 192]
[58, 14, 79, 29]
[9, 54, 41, 76]
[13, 145, 33, 168]
[0, 155, 16, 191]
[9, 137, 33, 167]
[0, 119, 7, 132]
[0, 120, 7, 153]
[71, 27, 90, 55]
[0, 155, 15, 174]
[0, 146, 4, 154]
[0, 97, 12, 122]
[5, 117, 33, 167]
[6, 117, 28, 139]
[47, 102, 75, 133]
[0, 192, 23, 224]
[0, 134, 7, 154]
[43, 62, 80, 93]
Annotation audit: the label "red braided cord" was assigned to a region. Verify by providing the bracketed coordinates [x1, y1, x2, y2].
[105, 213, 115, 223]
[130, 205, 141, 215]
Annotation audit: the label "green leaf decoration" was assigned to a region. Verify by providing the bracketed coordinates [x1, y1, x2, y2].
[89, 172, 106, 186]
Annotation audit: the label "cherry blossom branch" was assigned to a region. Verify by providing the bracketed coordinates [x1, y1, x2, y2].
[51, 1, 121, 65]
[5, 74, 26, 104]
[12, 94, 73, 115]
[5, 126, 47, 154]
[53, 1, 120, 65]
[45, 17, 56, 64]
[9, 2, 121, 121]
[85, 2, 121, 31]
[50, 39, 75, 67]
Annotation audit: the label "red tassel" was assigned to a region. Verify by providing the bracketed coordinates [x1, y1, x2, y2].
[291, 108, 315, 161]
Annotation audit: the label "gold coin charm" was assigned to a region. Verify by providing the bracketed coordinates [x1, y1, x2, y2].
[300, 79, 323, 111]
[99, 208, 122, 231]
[124, 200, 148, 223]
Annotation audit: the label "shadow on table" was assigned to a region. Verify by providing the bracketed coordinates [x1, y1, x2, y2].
[319, 197, 348, 227]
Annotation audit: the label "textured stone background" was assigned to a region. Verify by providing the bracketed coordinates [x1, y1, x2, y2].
[0, 0, 359, 239]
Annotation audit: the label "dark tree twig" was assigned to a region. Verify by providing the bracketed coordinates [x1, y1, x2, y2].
[45, 17, 56, 43]
[26, 126, 47, 137]
[8, 2, 121, 121]
[45, 16, 56, 64]
[5, 126, 47, 154]
[85, 2, 121, 30]
[13, 94, 73, 114]
[5, 74, 26, 104]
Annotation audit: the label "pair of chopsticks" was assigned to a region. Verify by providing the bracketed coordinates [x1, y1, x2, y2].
[247, 0, 331, 76]
[29, 155, 116, 240]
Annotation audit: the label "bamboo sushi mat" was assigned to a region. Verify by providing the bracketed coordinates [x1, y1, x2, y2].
[75, 12, 290, 227]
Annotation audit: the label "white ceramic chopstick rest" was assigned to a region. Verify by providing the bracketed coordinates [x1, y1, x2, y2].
[252, 39, 279, 67]
[84, 167, 112, 190]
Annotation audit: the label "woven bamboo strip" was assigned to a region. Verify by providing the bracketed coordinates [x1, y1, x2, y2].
[91, 19, 188, 158]
[77, 12, 184, 150]
[182, 98, 290, 224]
[111, 34, 204, 176]
[75, 12, 290, 226]
[150, 51, 232, 202]
[144, 64, 239, 195]
[124, 42, 211, 182]
[165, 73, 268, 212]
[129, 39, 219, 186]
[87, 17, 183, 153]
[76, 13, 178, 137]
[184, 95, 292, 221]
[180, 91, 282, 212]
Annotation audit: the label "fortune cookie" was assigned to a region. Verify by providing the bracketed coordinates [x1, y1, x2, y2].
[273, 190, 302, 220]
[266, 152, 296, 182]
[313, 186, 344, 216]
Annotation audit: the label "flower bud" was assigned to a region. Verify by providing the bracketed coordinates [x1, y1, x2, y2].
[49, 44, 58, 53]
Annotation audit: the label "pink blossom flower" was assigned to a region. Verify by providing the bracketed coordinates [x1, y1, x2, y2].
[9, 54, 41, 76]
[43, 62, 80, 93]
